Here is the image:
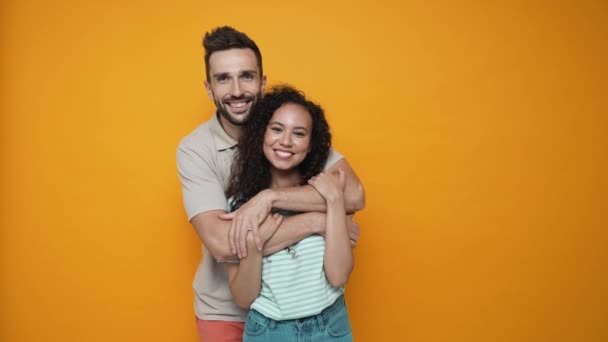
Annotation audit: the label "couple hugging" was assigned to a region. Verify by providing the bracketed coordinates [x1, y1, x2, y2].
[177, 26, 365, 342]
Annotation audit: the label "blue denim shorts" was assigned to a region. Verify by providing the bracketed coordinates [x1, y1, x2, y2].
[243, 295, 352, 342]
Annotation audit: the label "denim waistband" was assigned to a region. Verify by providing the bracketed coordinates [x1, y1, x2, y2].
[248, 295, 346, 330]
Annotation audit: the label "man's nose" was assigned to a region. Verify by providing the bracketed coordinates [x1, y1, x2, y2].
[230, 80, 243, 97]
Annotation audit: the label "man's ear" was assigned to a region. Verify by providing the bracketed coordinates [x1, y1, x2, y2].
[204, 80, 214, 101]
[260, 75, 267, 93]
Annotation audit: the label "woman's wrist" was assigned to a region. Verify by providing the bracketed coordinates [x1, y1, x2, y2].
[246, 233, 259, 252]
[324, 191, 345, 206]
[260, 188, 277, 208]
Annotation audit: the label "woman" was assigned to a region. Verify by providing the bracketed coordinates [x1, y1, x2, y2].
[225, 85, 354, 341]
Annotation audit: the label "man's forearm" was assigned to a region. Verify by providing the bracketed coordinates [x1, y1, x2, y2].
[265, 159, 365, 213]
[265, 186, 326, 212]
[191, 211, 238, 261]
[267, 183, 363, 213]
[193, 210, 325, 260]
[262, 212, 325, 255]
[220, 159, 364, 258]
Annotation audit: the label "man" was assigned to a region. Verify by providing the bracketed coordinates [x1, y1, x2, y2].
[177, 26, 365, 342]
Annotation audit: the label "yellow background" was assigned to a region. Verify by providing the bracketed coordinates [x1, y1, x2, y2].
[1, 0, 607, 341]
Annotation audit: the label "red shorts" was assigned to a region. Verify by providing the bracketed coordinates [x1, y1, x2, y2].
[196, 318, 245, 342]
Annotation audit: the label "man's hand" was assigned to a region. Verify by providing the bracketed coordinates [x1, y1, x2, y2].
[219, 190, 272, 258]
[347, 215, 360, 247]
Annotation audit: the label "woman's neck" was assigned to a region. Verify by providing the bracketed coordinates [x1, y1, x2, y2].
[269, 168, 302, 189]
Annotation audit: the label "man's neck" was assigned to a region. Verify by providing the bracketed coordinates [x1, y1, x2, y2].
[217, 114, 243, 141]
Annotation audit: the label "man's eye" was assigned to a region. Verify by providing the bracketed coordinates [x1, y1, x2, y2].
[242, 74, 254, 80]
[217, 76, 229, 82]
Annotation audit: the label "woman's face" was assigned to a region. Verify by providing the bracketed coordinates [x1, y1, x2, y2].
[263, 103, 312, 172]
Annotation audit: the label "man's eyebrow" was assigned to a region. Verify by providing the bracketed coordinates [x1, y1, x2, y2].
[212, 72, 229, 79]
[212, 70, 257, 79]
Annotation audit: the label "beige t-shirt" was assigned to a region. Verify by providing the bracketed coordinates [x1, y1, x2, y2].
[176, 113, 343, 321]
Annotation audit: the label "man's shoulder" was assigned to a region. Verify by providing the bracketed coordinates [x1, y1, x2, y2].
[177, 117, 216, 152]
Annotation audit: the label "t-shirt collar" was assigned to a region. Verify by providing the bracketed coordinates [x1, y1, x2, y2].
[209, 112, 238, 151]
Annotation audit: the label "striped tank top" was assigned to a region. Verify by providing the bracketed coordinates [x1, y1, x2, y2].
[250, 234, 344, 320]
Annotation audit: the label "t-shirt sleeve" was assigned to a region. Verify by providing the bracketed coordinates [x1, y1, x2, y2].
[177, 143, 229, 221]
[323, 148, 344, 171]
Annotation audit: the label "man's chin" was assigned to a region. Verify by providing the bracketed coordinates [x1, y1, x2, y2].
[219, 110, 250, 126]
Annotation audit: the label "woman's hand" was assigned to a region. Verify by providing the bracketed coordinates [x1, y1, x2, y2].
[219, 190, 273, 258]
[310, 169, 353, 287]
[307, 169, 346, 203]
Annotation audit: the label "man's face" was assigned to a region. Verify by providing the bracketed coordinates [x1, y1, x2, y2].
[204, 48, 266, 126]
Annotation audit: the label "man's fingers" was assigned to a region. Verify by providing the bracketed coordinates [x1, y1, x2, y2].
[351, 222, 360, 236]
[350, 231, 359, 243]
[348, 220, 360, 245]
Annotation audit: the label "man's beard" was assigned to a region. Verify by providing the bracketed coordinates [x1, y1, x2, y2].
[214, 92, 259, 126]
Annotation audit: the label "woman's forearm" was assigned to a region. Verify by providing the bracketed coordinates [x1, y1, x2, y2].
[323, 197, 353, 287]
[227, 236, 263, 309]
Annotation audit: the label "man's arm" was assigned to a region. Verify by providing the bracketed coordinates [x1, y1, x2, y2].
[221, 158, 365, 256]
[191, 210, 326, 261]
[190, 210, 233, 261]
[262, 212, 325, 255]
[263, 212, 360, 255]
[269, 158, 365, 213]
[192, 209, 359, 260]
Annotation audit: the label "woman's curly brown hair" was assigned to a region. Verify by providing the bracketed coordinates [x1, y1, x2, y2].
[226, 85, 332, 210]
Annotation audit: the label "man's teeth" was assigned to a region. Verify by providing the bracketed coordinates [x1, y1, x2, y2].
[229, 102, 246, 108]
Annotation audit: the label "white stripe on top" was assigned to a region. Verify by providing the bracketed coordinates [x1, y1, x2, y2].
[250, 234, 344, 320]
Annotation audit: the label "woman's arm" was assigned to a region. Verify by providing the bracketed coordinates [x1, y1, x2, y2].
[226, 213, 283, 309]
[226, 235, 263, 309]
[220, 158, 365, 258]
[308, 170, 354, 287]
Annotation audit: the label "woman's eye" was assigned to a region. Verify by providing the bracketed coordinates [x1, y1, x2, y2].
[271, 127, 282, 133]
